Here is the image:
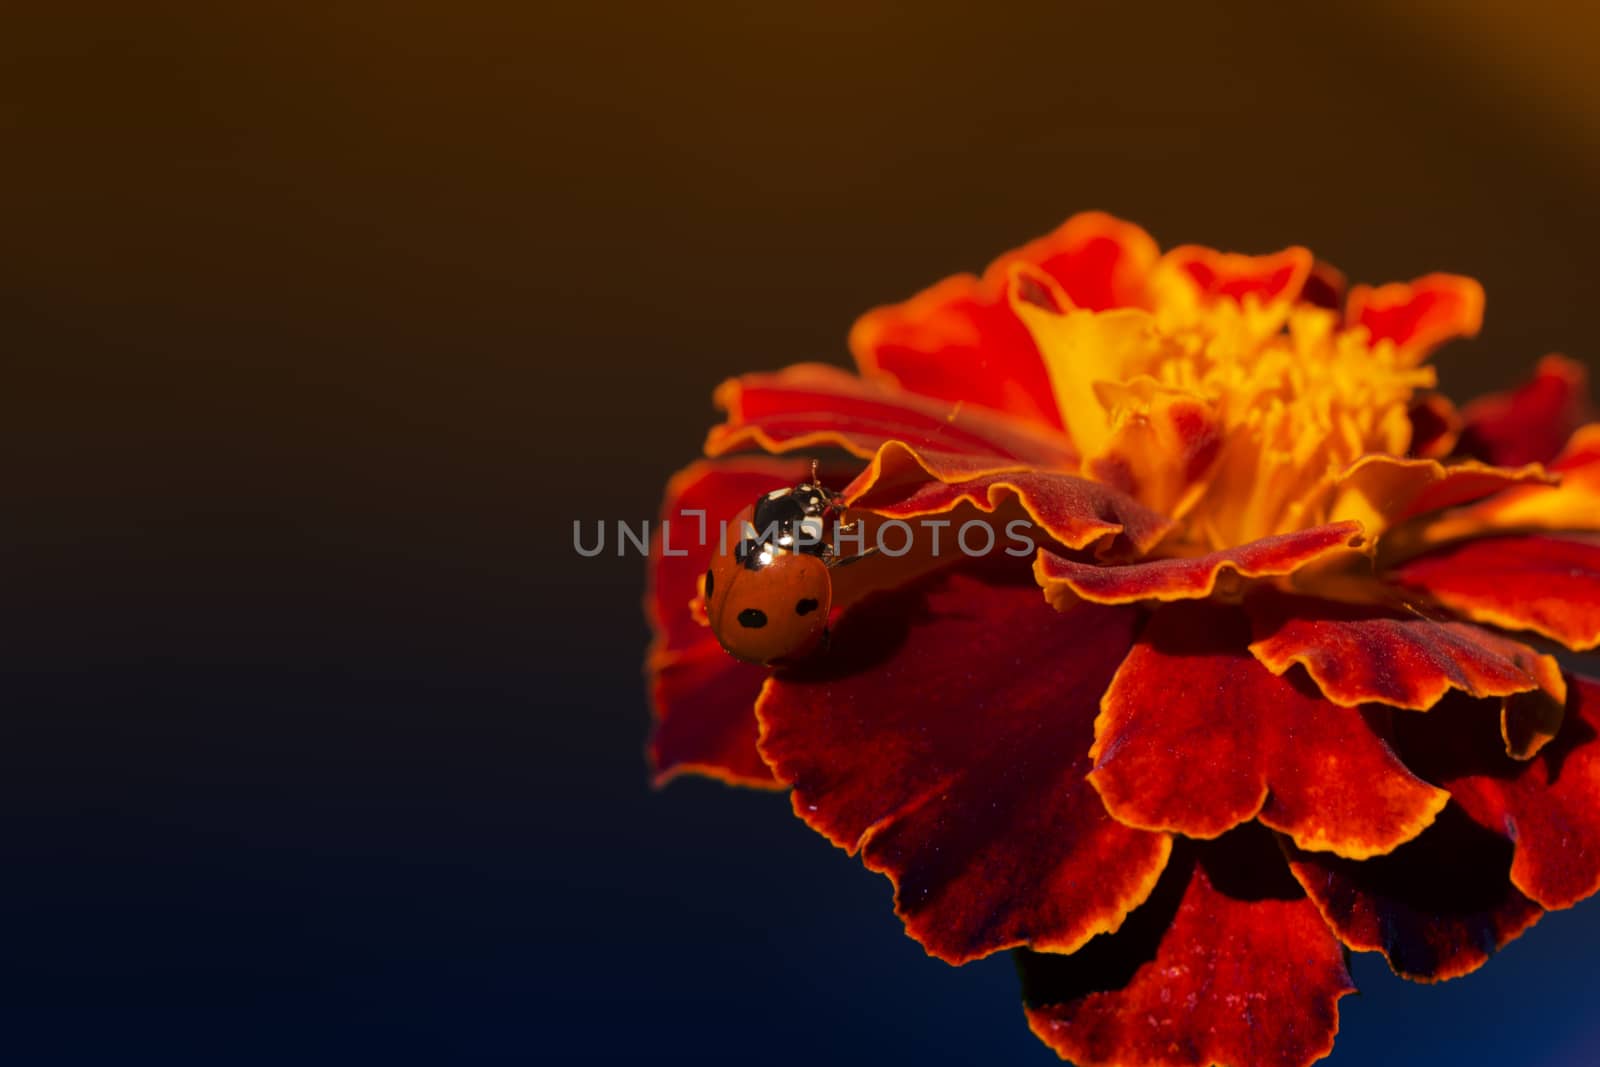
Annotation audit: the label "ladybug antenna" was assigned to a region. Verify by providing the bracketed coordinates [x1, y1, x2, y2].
[810, 458, 819, 486]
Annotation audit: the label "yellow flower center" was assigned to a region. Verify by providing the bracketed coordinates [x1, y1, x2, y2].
[1016, 285, 1436, 552]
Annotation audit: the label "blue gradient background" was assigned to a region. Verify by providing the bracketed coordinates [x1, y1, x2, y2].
[6, 3, 1600, 1064]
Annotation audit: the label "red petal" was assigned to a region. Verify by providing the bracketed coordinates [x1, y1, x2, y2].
[756, 570, 1170, 964]
[1391, 534, 1600, 651]
[1346, 273, 1485, 360]
[846, 441, 1173, 558]
[1397, 679, 1600, 912]
[1021, 829, 1354, 1067]
[848, 213, 1160, 431]
[1458, 354, 1593, 467]
[645, 457, 816, 787]
[1285, 806, 1543, 983]
[1247, 594, 1565, 711]
[1006, 211, 1161, 312]
[1161, 244, 1314, 308]
[649, 642, 775, 788]
[1035, 522, 1365, 607]
[850, 273, 1065, 432]
[706, 362, 1075, 470]
[1093, 602, 1446, 857]
[1406, 392, 1461, 459]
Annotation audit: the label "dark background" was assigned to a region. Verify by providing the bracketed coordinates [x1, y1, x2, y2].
[6, 2, 1600, 1063]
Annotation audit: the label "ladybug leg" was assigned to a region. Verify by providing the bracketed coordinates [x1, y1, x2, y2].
[829, 545, 879, 568]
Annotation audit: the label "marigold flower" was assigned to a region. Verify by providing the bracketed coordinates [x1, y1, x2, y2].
[644, 212, 1600, 1067]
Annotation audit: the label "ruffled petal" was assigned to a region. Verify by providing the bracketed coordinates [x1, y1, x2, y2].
[1285, 806, 1544, 983]
[1346, 273, 1485, 364]
[1392, 534, 1600, 651]
[1035, 522, 1365, 607]
[756, 570, 1170, 965]
[1247, 594, 1566, 712]
[1326, 454, 1552, 534]
[1141, 245, 1316, 352]
[846, 440, 1173, 558]
[1092, 602, 1447, 858]
[645, 457, 818, 787]
[1458, 354, 1592, 467]
[848, 213, 1160, 431]
[1433, 423, 1600, 537]
[1158, 244, 1314, 310]
[1020, 829, 1354, 1067]
[1396, 680, 1600, 912]
[705, 362, 1076, 471]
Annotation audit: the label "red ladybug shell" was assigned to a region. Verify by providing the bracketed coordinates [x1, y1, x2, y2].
[706, 503, 832, 665]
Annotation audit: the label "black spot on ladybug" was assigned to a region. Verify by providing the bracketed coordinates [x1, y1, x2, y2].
[704, 568, 714, 600]
[737, 608, 767, 629]
[795, 598, 819, 616]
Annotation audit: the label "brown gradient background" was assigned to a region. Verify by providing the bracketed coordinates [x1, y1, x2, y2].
[5, 3, 1600, 1064]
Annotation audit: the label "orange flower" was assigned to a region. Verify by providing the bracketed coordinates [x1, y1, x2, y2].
[645, 213, 1600, 1067]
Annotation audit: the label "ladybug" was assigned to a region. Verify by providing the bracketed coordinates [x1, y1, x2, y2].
[704, 463, 869, 665]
